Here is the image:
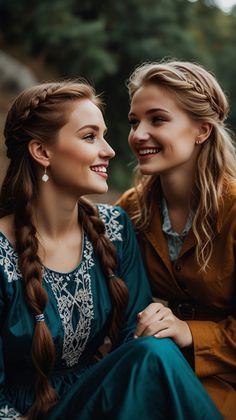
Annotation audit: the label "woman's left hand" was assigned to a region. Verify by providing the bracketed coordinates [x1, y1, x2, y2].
[134, 302, 193, 348]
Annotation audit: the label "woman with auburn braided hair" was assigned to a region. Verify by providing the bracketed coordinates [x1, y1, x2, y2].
[0, 81, 221, 420]
[118, 60, 236, 419]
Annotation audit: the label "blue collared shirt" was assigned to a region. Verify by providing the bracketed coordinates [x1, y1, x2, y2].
[160, 197, 193, 262]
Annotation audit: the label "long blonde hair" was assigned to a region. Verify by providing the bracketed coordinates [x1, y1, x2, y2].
[127, 60, 236, 271]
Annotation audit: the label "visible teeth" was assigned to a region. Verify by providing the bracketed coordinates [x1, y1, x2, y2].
[91, 166, 107, 173]
[139, 148, 161, 155]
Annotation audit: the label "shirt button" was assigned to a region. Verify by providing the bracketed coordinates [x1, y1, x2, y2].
[175, 264, 181, 271]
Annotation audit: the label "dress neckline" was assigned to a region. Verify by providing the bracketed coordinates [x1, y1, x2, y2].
[0, 230, 86, 276]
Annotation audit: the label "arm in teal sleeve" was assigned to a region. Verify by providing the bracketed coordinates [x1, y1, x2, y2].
[116, 208, 153, 344]
[0, 274, 22, 418]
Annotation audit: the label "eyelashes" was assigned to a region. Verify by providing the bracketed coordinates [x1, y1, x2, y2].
[83, 133, 96, 141]
[128, 117, 166, 128]
[82, 133, 110, 143]
[128, 119, 138, 127]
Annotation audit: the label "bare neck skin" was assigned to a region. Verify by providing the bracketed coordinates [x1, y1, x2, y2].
[160, 161, 196, 234]
[34, 184, 81, 238]
[0, 184, 84, 273]
[32, 183, 83, 272]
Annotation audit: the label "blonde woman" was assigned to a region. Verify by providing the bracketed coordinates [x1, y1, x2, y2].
[118, 60, 236, 419]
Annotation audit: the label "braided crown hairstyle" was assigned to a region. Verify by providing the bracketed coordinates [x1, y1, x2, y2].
[128, 60, 236, 271]
[0, 81, 128, 419]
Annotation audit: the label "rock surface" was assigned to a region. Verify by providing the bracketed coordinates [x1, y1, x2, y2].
[0, 50, 37, 94]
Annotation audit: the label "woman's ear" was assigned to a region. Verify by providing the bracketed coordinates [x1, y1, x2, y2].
[28, 139, 50, 167]
[195, 122, 212, 144]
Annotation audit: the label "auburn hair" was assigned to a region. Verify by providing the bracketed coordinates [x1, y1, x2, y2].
[127, 60, 236, 271]
[0, 81, 128, 419]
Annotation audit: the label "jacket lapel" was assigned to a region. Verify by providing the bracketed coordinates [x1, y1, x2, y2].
[178, 228, 197, 257]
[145, 202, 198, 270]
[145, 204, 173, 276]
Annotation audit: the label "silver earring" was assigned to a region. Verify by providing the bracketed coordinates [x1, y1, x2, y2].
[42, 167, 49, 183]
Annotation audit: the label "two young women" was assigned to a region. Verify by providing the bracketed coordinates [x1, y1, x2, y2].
[0, 62, 227, 419]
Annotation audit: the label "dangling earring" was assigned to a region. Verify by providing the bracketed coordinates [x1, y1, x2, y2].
[42, 167, 49, 183]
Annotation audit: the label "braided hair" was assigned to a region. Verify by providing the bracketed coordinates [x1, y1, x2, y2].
[0, 81, 128, 419]
[127, 60, 236, 271]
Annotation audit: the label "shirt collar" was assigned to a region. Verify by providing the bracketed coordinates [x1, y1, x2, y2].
[160, 196, 193, 238]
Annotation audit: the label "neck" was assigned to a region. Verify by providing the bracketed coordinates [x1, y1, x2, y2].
[160, 164, 196, 211]
[33, 184, 81, 239]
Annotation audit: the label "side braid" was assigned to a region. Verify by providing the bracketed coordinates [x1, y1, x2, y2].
[0, 80, 109, 417]
[14, 161, 58, 420]
[17, 85, 65, 124]
[78, 198, 129, 346]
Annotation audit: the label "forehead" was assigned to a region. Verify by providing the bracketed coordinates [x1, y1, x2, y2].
[130, 84, 177, 113]
[58, 98, 106, 136]
[67, 98, 104, 125]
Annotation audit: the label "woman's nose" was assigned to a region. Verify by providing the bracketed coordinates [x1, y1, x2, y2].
[131, 123, 150, 142]
[100, 139, 115, 159]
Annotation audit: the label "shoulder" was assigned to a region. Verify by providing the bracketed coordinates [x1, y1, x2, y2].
[223, 182, 236, 212]
[218, 182, 236, 232]
[0, 215, 15, 247]
[96, 204, 132, 242]
[0, 215, 20, 285]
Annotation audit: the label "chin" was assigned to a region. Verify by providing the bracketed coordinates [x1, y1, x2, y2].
[139, 167, 157, 176]
[88, 185, 109, 195]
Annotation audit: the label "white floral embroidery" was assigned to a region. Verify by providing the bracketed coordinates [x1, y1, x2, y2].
[43, 205, 124, 367]
[0, 206, 124, 369]
[44, 237, 95, 367]
[97, 205, 123, 242]
[0, 235, 21, 283]
[0, 405, 21, 419]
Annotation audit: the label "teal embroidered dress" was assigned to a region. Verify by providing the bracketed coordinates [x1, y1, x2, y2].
[0, 205, 222, 419]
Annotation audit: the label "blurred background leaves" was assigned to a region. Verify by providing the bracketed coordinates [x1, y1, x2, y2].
[0, 0, 235, 191]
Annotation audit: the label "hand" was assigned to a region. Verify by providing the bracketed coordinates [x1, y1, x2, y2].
[134, 302, 193, 348]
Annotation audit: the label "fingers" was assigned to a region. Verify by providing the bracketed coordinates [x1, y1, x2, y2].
[135, 303, 171, 337]
[140, 319, 170, 336]
[135, 303, 164, 337]
[138, 302, 164, 319]
[153, 320, 193, 348]
[154, 327, 173, 339]
[135, 303, 193, 348]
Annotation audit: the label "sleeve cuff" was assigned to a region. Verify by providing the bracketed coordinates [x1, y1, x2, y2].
[187, 320, 221, 377]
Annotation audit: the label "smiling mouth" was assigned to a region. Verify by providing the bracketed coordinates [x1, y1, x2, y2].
[138, 148, 161, 156]
[91, 166, 107, 173]
[90, 165, 108, 177]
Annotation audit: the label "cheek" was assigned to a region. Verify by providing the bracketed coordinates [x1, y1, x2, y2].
[128, 132, 134, 148]
[58, 145, 96, 165]
[171, 123, 197, 147]
[180, 119, 198, 140]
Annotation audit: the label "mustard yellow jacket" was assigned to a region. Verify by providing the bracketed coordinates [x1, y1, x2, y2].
[117, 186, 236, 419]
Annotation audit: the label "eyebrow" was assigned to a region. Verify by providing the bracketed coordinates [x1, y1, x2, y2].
[76, 124, 107, 134]
[128, 108, 170, 117]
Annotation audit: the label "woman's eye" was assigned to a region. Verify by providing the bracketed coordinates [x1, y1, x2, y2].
[152, 116, 165, 124]
[128, 119, 139, 127]
[83, 133, 96, 141]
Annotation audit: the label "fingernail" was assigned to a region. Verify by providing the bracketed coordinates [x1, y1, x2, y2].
[133, 334, 138, 339]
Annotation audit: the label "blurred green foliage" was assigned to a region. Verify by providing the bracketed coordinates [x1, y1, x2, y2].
[0, 0, 235, 190]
